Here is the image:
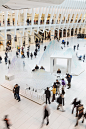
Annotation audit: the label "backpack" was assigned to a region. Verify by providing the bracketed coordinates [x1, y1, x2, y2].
[57, 97, 60, 103]
[70, 75, 72, 78]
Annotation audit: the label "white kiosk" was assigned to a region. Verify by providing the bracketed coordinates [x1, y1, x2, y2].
[50, 53, 72, 74]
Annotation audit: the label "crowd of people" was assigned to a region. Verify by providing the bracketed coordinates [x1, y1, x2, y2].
[1, 37, 86, 129]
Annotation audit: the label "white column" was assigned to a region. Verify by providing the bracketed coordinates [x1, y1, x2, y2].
[10, 13, 13, 26]
[25, 32, 29, 45]
[66, 29, 67, 42]
[21, 37, 22, 46]
[67, 59, 69, 73]
[12, 36, 15, 48]
[70, 29, 71, 37]
[73, 28, 75, 36]
[51, 30, 54, 40]
[50, 57, 53, 73]
[58, 29, 59, 39]
[4, 11, 8, 28]
[62, 29, 63, 39]
[14, 10, 18, 35]
[81, 28, 83, 34]
[31, 31, 34, 44]
[1, 13, 3, 26]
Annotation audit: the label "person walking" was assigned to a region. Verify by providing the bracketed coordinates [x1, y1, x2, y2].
[3, 115, 11, 129]
[27, 50, 29, 58]
[57, 94, 65, 112]
[71, 98, 80, 114]
[16, 51, 19, 58]
[74, 45, 76, 51]
[41, 105, 50, 127]
[16, 84, 21, 102]
[77, 44, 79, 50]
[67, 75, 71, 89]
[0, 56, 2, 63]
[30, 52, 33, 60]
[75, 101, 84, 126]
[83, 54, 85, 62]
[45, 87, 51, 104]
[8, 58, 11, 69]
[51, 85, 56, 102]
[34, 51, 37, 58]
[13, 84, 17, 99]
[4, 56, 7, 64]
[44, 46, 46, 51]
[67, 41, 69, 47]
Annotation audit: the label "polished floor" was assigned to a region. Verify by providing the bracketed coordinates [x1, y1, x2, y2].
[0, 37, 86, 129]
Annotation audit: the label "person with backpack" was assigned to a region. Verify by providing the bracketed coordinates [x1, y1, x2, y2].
[75, 101, 84, 126]
[45, 87, 51, 104]
[57, 94, 65, 112]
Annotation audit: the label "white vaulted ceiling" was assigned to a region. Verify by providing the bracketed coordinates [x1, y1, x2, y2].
[0, 0, 65, 11]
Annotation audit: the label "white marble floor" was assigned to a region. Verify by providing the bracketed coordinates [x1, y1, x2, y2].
[0, 37, 86, 129]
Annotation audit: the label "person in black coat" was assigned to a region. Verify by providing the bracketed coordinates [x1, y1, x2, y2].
[83, 54, 85, 62]
[16, 51, 18, 58]
[34, 51, 37, 58]
[71, 98, 80, 114]
[74, 45, 76, 51]
[77, 44, 79, 50]
[41, 105, 50, 127]
[35, 48, 38, 53]
[44, 46, 46, 51]
[30, 53, 33, 60]
[67, 41, 69, 47]
[0, 56, 2, 63]
[67, 75, 71, 89]
[35, 65, 39, 70]
[5, 51, 8, 57]
[16, 84, 20, 102]
[57, 94, 65, 112]
[27, 50, 29, 58]
[13, 85, 17, 99]
[45, 87, 51, 104]
[4, 56, 7, 64]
